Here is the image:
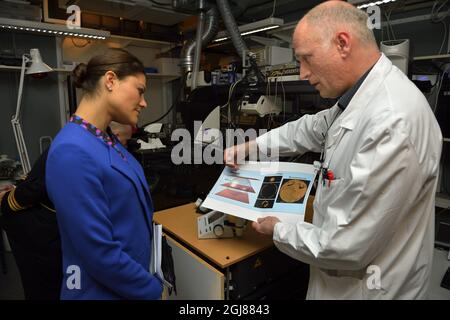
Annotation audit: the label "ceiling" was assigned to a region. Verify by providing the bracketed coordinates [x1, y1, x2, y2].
[9, 0, 446, 42]
[20, 0, 445, 27]
[66, 0, 192, 26]
[31, 0, 323, 26]
[235, 0, 323, 24]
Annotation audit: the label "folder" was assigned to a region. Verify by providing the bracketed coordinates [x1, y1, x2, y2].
[150, 223, 176, 293]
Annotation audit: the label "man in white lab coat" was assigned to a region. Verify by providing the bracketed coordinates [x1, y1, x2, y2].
[224, 1, 442, 299]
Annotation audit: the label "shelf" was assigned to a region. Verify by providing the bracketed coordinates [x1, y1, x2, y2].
[0, 65, 71, 73]
[413, 54, 450, 69]
[108, 35, 175, 50]
[444, 138, 450, 143]
[0, 65, 176, 78]
[436, 193, 450, 209]
[413, 54, 450, 61]
[0, 65, 21, 71]
[145, 73, 179, 82]
[267, 75, 301, 82]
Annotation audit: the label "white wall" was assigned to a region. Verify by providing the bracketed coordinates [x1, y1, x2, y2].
[0, 33, 63, 165]
[126, 45, 169, 127]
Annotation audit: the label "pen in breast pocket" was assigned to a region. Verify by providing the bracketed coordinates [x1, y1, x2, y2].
[326, 170, 334, 187]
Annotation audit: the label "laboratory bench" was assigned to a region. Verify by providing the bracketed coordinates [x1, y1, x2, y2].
[154, 202, 311, 300]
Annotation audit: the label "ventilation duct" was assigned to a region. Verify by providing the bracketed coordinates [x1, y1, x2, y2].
[216, 0, 248, 59]
[180, 6, 219, 74]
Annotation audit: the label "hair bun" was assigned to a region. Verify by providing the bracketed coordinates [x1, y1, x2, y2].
[72, 63, 88, 88]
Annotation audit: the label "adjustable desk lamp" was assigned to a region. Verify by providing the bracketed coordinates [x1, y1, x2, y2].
[11, 48, 53, 175]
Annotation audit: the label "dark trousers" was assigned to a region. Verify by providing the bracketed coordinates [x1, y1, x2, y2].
[0, 206, 62, 300]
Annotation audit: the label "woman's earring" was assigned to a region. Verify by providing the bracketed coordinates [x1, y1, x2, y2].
[107, 86, 112, 91]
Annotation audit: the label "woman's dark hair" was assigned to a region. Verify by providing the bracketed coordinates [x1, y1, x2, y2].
[72, 48, 145, 94]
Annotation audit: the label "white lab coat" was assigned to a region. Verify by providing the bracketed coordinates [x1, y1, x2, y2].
[256, 54, 443, 299]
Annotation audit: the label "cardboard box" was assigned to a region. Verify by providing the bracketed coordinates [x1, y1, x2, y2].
[154, 58, 180, 76]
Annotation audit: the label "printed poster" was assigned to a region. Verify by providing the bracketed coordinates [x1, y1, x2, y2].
[202, 161, 316, 224]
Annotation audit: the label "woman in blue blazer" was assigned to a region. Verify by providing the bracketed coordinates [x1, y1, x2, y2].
[46, 49, 162, 299]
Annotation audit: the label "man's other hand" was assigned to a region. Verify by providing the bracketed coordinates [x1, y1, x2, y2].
[0, 184, 14, 201]
[252, 216, 280, 236]
[223, 140, 258, 170]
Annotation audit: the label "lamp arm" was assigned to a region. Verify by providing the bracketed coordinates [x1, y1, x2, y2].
[11, 121, 31, 175]
[11, 54, 32, 175]
[12, 55, 29, 123]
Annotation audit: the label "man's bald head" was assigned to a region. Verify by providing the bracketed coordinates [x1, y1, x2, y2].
[296, 0, 378, 48]
[292, 1, 381, 98]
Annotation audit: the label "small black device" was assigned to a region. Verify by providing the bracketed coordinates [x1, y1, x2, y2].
[441, 266, 450, 290]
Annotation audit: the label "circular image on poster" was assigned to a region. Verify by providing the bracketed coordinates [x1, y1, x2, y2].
[259, 183, 278, 199]
[278, 179, 308, 203]
[254, 199, 275, 208]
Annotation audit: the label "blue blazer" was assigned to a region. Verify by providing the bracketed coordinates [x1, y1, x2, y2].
[46, 123, 162, 299]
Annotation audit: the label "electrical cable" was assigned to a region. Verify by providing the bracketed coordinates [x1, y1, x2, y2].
[432, 74, 444, 112]
[281, 78, 286, 122]
[270, 0, 277, 18]
[439, 21, 448, 55]
[433, 63, 450, 113]
[430, 0, 449, 54]
[220, 79, 242, 110]
[142, 92, 180, 126]
[272, 76, 279, 129]
[384, 10, 396, 40]
[219, 79, 244, 129]
[431, 0, 449, 22]
[217, 79, 242, 128]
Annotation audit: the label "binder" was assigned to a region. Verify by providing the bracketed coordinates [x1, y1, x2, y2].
[150, 223, 176, 294]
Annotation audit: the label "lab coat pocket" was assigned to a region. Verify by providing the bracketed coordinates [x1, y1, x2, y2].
[313, 178, 344, 224]
[317, 177, 344, 204]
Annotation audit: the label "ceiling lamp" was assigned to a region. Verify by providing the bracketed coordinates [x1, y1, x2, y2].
[349, 0, 397, 9]
[213, 17, 284, 43]
[0, 17, 110, 40]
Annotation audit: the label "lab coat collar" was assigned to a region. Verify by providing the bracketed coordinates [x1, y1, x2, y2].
[339, 53, 392, 131]
[337, 67, 372, 110]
